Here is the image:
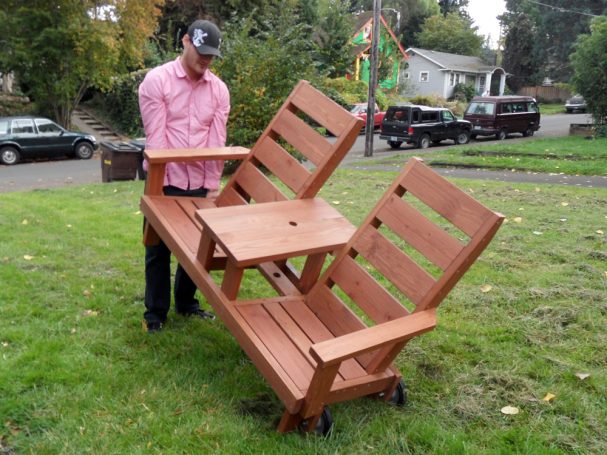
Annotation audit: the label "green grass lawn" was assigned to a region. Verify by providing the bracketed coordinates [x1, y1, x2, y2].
[1, 171, 606, 454]
[369, 136, 607, 176]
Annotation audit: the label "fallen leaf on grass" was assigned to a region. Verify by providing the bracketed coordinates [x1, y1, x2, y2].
[513, 217, 523, 223]
[1, 342, 9, 348]
[134, 210, 141, 215]
[70, 328, 77, 334]
[575, 373, 590, 380]
[596, 230, 604, 235]
[480, 284, 493, 293]
[542, 393, 556, 402]
[501, 406, 519, 415]
[332, 201, 341, 205]
[82, 290, 92, 297]
[21, 219, 28, 225]
[533, 231, 543, 235]
[23, 255, 34, 261]
[561, 202, 569, 206]
[83, 310, 98, 317]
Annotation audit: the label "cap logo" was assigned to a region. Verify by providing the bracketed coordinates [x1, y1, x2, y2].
[192, 29, 208, 47]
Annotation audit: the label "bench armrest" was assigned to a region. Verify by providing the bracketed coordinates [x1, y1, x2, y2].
[144, 147, 250, 196]
[309, 310, 436, 368]
[144, 146, 250, 164]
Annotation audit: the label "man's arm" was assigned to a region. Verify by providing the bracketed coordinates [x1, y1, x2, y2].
[139, 70, 168, 150]
[203, 82, 231, 192]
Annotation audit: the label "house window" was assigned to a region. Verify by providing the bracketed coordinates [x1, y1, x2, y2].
[419, 71, 429, 83]
[450, 73, 455, 86]
[455, 73, 461, 85]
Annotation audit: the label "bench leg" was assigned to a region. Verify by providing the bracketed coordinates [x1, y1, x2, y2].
[277, 410, 303, 433]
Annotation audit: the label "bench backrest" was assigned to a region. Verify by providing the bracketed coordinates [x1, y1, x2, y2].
[305, 158, 504, 367]
[215, 80, 363, 207]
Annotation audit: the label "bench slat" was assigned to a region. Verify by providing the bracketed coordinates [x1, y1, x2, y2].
[272, 109, 331, 167]
[290, 82, 354, 137]
[236, 162, 289, 203]
[377, 194, 464, 271]
[401, 163, 493, 237]
[330, 255, 409, 324]
[254, 136, 310, 194]
[353, 225, 435, 306]
[280, 299, 367, 380]
[238, 303, 315, 391]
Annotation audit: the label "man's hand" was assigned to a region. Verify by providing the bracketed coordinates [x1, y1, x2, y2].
[206, 189, 220, 199]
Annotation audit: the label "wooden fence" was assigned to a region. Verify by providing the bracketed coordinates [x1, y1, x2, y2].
[518, 86, 571, 102]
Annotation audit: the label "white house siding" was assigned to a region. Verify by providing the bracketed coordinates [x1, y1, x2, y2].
[403, 54, 447, 98]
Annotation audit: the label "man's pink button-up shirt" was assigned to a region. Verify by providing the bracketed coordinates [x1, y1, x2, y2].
[138, 57, 230, 190]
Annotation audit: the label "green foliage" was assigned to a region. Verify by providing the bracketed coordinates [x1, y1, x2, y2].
[213, 6, 318, 149]
[571, 16, 607, 124]
[323, 77, 389, 111]
[416, 12, 483, 56]
[407, 94, 463, 115]
[2, 0, 163, 128]
[101, 70, 149, 137]
[312, 0, 354, 78]
[449, 82, 476, 102]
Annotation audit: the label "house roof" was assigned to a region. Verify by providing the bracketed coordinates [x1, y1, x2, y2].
[351, 12, 407, 60]
[405, 47, 498, 73]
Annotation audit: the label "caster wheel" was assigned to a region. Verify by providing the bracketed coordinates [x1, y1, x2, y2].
[389, 380, 408, 406]
[299, 407, 333, 436]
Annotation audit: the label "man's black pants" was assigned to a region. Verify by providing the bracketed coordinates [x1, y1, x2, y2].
[143, 185, 208, 324]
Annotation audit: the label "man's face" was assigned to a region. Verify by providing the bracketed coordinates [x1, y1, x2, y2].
[182, 34, 214, 79]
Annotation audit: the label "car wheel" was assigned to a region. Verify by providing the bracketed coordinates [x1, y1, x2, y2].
[455, 132, 470, 145]
[417, 134, 430, 149]
[496, 129, 507, 141]
[75, 142, 94, 160]
[387, 140, 402, 149]
[522, 128, 534, 137]
[0, 146, 20, 165]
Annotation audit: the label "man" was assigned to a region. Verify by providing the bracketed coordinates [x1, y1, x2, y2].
[138, 19, 230, 333]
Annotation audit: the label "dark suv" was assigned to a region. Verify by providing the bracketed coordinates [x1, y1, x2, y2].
[380, 105, 471, 149]
[0, 116, 97, 165]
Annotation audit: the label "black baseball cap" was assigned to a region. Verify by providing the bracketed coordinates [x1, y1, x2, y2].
[187, 20, 222, 58]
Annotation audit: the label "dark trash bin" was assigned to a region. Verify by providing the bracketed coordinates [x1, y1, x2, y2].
[100, 141, 144, 182]
[129, 139, 147, 180]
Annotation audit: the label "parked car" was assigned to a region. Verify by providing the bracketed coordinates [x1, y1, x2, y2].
[380, 105, 471, 149]
[350, 103, 385, 132]
[565, 95, 587, 113]
[463, 96, 540, 140]
[0, 116, 98, 165]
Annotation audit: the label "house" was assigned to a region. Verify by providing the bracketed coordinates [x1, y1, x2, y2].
[350, 12, 408, 91]
[403, 47, 506, 98]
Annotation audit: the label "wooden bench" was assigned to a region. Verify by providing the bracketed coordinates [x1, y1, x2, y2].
[140, 80, 363, 294]
[191, 157, 504, 434]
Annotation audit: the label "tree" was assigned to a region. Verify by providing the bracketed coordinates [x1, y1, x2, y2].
[438, 0, 469, 18]
[3, 0, 163, 127]
[571, 16, 607, 124]
[501, 12, 540, 91]
[416, 12, 483, 56]
[313, 0, 354, 77]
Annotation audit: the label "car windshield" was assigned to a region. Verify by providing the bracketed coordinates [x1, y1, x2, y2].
[466, 102, 495, 116]
[350, 105, 365, 114]
[0, 120, 8, 135]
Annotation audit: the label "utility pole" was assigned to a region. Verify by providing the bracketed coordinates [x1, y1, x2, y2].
[364, 0, 381, 157]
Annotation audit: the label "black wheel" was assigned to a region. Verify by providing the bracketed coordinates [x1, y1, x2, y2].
[496, 129, 507, 140]
[455, 132, 470, 145]
[387, 140, 402, 149]
[522, 128, 534, 137]
[299, 407, 333, 436]
[0, 146, 20, 165]
[417, 134, 430, 149]
[75, 142, 94, 160]
[378, 379, 408, 406]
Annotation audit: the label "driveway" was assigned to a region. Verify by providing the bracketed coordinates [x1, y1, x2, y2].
[1, 113, 603, 192]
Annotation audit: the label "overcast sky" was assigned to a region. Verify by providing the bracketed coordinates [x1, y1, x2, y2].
[466, 0, 506, 47]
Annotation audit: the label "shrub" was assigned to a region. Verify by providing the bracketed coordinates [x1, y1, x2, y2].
[322, 77, 389, 111]
[449, 83, 476, 102]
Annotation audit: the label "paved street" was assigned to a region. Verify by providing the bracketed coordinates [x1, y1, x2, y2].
[1, 112, 603, 193]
